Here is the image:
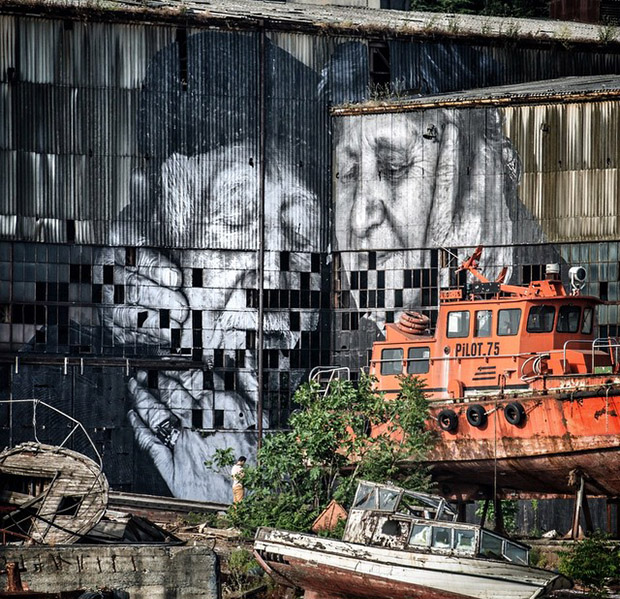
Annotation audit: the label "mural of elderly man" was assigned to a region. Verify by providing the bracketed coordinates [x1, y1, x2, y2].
[97, 32, 328, 502]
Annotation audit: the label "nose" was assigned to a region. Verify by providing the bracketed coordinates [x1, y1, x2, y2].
[350, 177, 388, 239]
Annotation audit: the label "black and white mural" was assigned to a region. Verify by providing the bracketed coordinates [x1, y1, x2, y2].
[2, 30, 330, 503]
[331, 106, 548, 368]
[2, 16, 620, 503]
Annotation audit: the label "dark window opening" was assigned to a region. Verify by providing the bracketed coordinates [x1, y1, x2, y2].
[66, 220, 76, 244]
[369, 42, 390, 86]
[176, 28, 188, 91]
[125, 247, 136, 266]
[214, 409, 224, 429]
[192, 268, 203, 288]
[192, 409, 202, 429]
[58, 495, 83, 517]
[147, 370, 158, 389]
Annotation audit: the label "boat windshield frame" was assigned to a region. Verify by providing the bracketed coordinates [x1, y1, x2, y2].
[351, 480, 458, 521]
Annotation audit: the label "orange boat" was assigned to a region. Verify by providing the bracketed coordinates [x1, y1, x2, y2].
[368, 247, 620, 500]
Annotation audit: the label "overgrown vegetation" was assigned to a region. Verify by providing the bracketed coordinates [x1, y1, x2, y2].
[208, 374, 434, 537]
[409, 0, 550, 18]
[558, 534, 620, 598]
[475, 499, 518, 534]
[225, 548, 262, 594]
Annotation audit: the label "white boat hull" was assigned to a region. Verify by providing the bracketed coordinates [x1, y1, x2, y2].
[254, 528, 571, 599]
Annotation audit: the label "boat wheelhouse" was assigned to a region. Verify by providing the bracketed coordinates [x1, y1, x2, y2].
[363, 248, 620, 500]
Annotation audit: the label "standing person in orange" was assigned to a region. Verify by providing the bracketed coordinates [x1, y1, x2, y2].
[231, 456, 247, 503]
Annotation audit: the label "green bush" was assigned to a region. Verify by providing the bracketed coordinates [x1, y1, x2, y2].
[222, 374, 435, 537]
[226, 548, 261, 593]
[559, 534, 619, 598]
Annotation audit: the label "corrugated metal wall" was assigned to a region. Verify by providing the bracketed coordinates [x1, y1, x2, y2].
[502, 100, 620, 243]
[2, 10, 620, 507]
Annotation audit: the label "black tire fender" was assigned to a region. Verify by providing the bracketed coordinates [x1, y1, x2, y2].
[466, 404, 487, 427]
[504, 401, 526, 426]
[437, 409, 458, 432]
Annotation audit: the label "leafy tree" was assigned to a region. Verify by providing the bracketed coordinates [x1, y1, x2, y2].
[559, 534, 620, 598]
[216, 374, 434, 537]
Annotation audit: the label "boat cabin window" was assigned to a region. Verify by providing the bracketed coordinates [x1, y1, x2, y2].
[454, 529, 476, 554]
[474, 310, 492, 337]
[497, 309, 521, 336]
[557, 305, 581, 333]
[407, 347, 430, 374]
[582, 308, 593, 334]
[431, 526, 452, 549]
[381, 348, 403, 375]
[379, 488, 400, 511]
[527, 305, 556, 333]
[447, 311, 470, 338]
[409, 524, 431, 547]
[353, 483, 377, 509]
[480, 530, 504, 559]
[504, 540, 529, 565]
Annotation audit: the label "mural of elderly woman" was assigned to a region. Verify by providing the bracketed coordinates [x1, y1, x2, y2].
[331, 104, 546, 366]
[334, 106, 521, 269]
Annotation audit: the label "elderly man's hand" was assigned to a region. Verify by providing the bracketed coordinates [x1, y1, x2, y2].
[127, 370, 253, 502]
[100, 248, 189, 346]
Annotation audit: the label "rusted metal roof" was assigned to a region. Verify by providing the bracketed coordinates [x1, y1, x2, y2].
[0, 0, 616, 44]
[332, 74, 620, 113]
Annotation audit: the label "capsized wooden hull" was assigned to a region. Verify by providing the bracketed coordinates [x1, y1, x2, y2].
[423, 389, 620, 497]
[254, 528, 571, 599]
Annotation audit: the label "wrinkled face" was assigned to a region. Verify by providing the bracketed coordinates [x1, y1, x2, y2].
[160, 143, 320, 253]
[159, 143, 321, 350]
[334, 112, 454, 255]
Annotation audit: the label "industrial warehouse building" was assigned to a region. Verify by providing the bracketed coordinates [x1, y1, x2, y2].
[1, 0, 620, 504]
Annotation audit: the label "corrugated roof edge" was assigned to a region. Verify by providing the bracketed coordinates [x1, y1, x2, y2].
[331, 75, 620, 114]
[0, 0, 616, 46]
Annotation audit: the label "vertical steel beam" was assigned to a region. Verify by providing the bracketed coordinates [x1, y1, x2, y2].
[256, 26, 266, 450]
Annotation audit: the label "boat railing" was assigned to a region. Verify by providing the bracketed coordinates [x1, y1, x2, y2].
[592, 337, 620, 372]
[309, 366, 351, 397]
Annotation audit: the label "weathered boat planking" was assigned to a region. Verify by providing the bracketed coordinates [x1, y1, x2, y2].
[0, 442, 109, 544]
[366, 247, 620, 498]
[254, 481, 572, 599]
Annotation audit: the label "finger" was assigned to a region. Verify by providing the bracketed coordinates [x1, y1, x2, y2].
[126, 270, 189, 320]
[128, 376, 172, 430]
[128, 410, 174, 489]
[136, 248, 184, 290]
[109, 307, 176, 346]
[158, 371, 199, 427]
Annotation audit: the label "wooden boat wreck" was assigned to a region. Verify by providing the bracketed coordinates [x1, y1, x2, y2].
[254, 480, 571, 599]
[366, 247, 620, 500]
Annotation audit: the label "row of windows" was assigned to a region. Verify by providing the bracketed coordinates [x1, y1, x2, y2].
[379, 305, 595, 376]
[446, 305, 593, 339]
[381, 347, 430, 376]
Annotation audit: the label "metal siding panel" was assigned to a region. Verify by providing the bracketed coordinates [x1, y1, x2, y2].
[502, 100, 620, 243]
[0, 16, 15, 84]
